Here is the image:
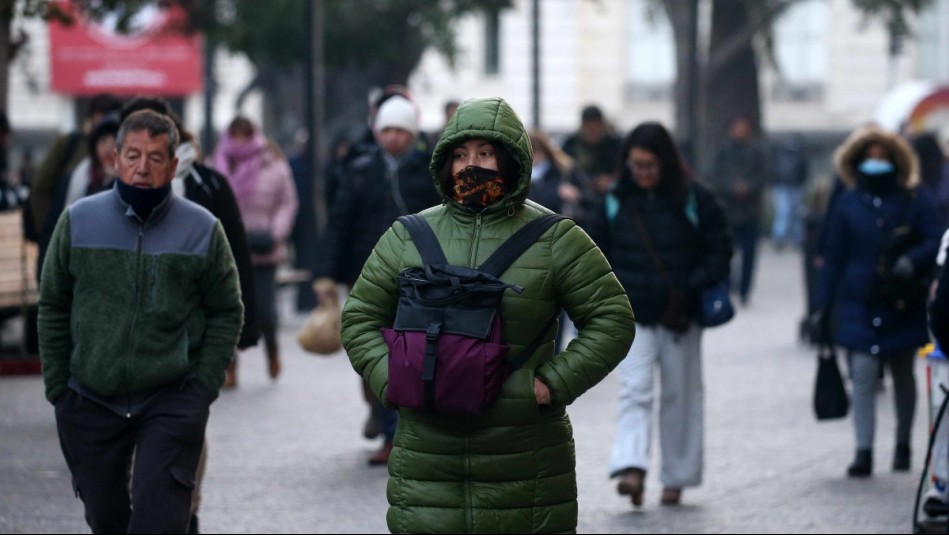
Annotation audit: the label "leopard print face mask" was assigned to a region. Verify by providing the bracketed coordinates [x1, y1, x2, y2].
[451, 166, 507, 209]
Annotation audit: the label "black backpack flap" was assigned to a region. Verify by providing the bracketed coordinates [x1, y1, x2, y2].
[393, 297, 499, 339]
[393, 265, 511, 338]
[393, 213, 568, 340]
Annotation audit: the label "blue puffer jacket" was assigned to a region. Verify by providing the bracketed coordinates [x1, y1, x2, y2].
[816, 126, 944, 356]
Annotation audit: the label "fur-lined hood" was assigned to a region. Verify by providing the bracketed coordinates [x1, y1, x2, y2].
[833, 125, 919, 189]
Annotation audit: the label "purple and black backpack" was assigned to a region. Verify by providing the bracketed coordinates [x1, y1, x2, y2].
[382, 213, 565, 415]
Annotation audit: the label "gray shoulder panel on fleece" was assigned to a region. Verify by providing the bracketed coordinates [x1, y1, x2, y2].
[69, 190, 218, 257]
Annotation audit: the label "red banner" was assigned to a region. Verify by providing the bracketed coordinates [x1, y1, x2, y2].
[49, 2, 202, 96]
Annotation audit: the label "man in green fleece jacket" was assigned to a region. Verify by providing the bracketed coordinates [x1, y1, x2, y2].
[39, 110, 243, 534]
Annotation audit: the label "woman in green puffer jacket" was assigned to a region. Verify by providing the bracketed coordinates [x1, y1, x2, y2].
[341, 97, 635, 534]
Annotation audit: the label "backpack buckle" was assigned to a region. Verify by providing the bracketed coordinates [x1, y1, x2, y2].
[426, 322, 442, 342]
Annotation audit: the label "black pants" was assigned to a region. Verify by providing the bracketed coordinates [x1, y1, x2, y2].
[54, 382, 211, 534]
[253, 264, 278, 352]
[732, 222, 760, 302]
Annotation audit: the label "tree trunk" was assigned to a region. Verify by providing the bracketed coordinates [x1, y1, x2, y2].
[663, 0, 700, 164]
[0, 13, 11, 114]
[701, 1, 761, 174]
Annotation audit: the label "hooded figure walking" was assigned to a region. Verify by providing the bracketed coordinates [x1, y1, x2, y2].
[340, 97, 635, 533]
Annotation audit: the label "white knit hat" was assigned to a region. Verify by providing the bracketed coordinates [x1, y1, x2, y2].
[374, 95, 419, 134]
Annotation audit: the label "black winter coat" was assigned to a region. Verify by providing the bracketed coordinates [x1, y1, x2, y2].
[322, 145, 442, 286]
[708, 141, 768, 226]
[184, 163, 260, 350]
[586, 179, 732, 326]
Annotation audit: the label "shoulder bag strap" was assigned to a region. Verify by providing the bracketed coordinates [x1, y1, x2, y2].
[397, 214, 448, 265]
[478, 214, 568, 277]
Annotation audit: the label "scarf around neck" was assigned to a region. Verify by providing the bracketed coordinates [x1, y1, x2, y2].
[213, 133, 267, 205]
[115, 179, 171, 222]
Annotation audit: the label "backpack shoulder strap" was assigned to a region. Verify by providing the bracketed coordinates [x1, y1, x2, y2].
[605, 193, 620, 224]
[397, 214, 448, 265]
[479, 214, 568, 278]
[684, 185, 699, 228]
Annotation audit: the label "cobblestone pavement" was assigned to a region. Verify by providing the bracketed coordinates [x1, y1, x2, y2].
[0, 247, 932, 533]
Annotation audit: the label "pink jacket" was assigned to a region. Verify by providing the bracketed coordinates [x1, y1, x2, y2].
[216, 145, 299, 266]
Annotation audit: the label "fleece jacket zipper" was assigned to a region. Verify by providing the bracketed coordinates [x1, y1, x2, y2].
[125, 223, 145, 418]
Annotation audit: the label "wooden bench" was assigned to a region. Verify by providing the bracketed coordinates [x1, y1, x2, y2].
[0, 209, 38, 310]
[0, 208, 39, 368]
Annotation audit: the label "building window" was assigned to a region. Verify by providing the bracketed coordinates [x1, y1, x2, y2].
[626, 0, 676, 101]
[771, 0, 828, 101]
[917, 0, 949, 83]
[485, 10, 501, 76]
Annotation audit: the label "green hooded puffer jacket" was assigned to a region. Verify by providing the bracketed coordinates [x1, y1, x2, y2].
[341, 97, 635, 534]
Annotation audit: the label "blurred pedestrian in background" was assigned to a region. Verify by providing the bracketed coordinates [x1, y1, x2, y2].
[562, 104, 622, 196]
[341, 96, 635, 534]
[911, 132, 949, 223]
[213, 116, 297, 385]
[319, 94, 440, 466]
[340, 85, 423, 175]
[708, 115, 768, 306]
[40, 110, 243, 534]
[528, 130, 584, 221]
[812, 125, 943, 478]
[27, 93, 122, 243]
[40, 116, 120, 243]
[769, 133, 810, 250]
[431, 99, 460, 144]
[586, 121, 732, 507]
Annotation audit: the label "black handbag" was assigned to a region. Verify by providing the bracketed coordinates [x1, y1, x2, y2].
[246, 231, 275, 254]
[698, 282, 735, 328]
[813, 345, 849, 420]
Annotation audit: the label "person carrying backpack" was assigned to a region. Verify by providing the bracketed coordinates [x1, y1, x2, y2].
[585, 122, 733, 508]
[340, 97, 635, 534]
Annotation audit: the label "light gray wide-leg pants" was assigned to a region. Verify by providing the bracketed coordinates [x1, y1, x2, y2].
[609, 325, 704, 488]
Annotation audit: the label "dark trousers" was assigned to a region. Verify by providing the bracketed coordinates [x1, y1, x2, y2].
[732, 222, 760, 302]
[254, 264, 278, 352]
[54, 382, 211, 534]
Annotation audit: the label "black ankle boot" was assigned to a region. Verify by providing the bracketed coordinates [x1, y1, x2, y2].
[893, 444, 910, 471]
[847, 449, 873, 478]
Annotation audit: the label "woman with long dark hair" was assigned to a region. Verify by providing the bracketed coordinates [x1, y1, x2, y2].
[586, 122, 732, 507]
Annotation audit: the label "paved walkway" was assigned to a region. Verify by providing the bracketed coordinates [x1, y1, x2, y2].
[0, 246, 934, 533]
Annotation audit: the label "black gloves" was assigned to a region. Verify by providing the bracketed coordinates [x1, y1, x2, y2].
[892, 255, 915, 280]
[808, 308, 833, 347]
